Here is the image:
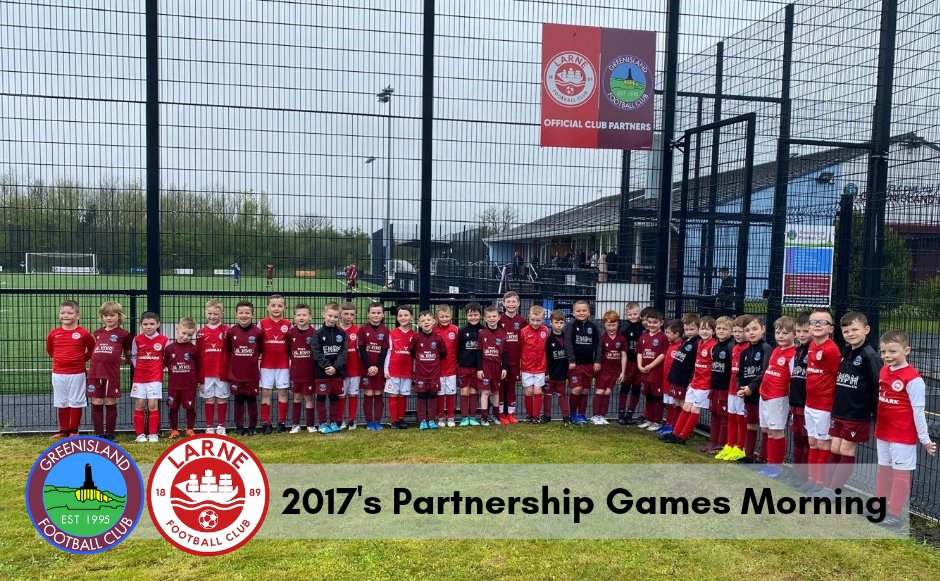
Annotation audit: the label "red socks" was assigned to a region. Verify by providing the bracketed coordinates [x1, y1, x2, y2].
[765, 436, 786, 464]
[149, 410, 160, 435]
[133, 409, 144, 436]
[888, 469, 912, 517]
[260, 402, 271, 425]
[524, 395, 533, 417]
[278, 401, 288, 425]
[533, 393, 543, 417]
[346, 395, 358, 424]
[204, 402, 216, 427]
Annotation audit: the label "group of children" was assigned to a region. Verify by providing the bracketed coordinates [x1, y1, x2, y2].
[46, 293, 935, 524]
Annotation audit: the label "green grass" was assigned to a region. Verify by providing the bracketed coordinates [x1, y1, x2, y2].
[2, 429, 939, 580]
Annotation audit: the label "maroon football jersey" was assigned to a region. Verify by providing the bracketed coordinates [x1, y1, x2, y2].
[410, 330, 446, 381]
[286, 326, 316, 383]
[89, 327, 132, 384]
[499, 313, 526, 365]
[358, 323, 390, 372]
[165, 341, 199, 390]
[225, 324, 264, 382]
[600, 332, 627, 375]
[477, 326, 507, 367]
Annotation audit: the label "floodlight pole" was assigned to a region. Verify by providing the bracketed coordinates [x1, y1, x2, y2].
[145, 0, 160, 313]
[378, 86, 394, 285]
[365, 156, 377, 276]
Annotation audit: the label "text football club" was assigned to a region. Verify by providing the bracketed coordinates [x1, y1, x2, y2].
[26, 436, 144, 554]
[541, 23, 656, 150]
[148, 435, 269, 556]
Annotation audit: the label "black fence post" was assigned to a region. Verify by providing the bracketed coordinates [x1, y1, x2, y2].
[834, 187, 856, 346]
[616, 149, 632, 283]
[145, 0, 161, 314]
[861, 0, 898, 341]
[703, 41, 723, 297]
[767, 4, 794, 327]
[654, 0, 681, 314]
[418, 0, 435, 311]
[675, 137, 691, 317]
[734, 113, 757, 315]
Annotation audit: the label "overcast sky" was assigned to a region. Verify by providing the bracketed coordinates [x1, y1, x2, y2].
[2, 0, 938, 238]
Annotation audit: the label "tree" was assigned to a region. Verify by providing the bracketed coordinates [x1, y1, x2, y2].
[833, 213, 912, 309]
[477, 204, 519, 238]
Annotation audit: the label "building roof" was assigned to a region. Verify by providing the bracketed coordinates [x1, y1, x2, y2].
[486, 133, 926, 243]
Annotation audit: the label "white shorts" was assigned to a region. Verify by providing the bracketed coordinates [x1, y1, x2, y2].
[521, 372, 546, 389]
[52, 372, 87, 408]
[663, 394, 674, 405]
[200, 377, 230, 399]
[804, 406, 832, 441]
[727, 393, 745, 415]
[343, 376, 361, 396]
[131, 381, 163, 400]
[684, 387, 710, 410]
[384, 377, 413, 396]
[759, 396, 789, 430]
[876, 438, 918, 471]
[260, 367, 290, 389]
[439, 375, 457, 395]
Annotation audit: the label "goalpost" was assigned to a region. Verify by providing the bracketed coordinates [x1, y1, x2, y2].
[24, 253, 98, 274]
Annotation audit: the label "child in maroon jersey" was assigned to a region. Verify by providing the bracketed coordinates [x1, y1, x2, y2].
[88, 301, 132, 440]
[287, 304, 317, 433]
[477, 306, 508, 426]
[197, 299, 229, 435]
[435, 305, 460, 427]
[636, 310, 667, 431]
[46, 300, 96, 439]
[339, 302, 361, 430]
[410, 311, 447, 430]
[164, 318, 200, 438]
[225, 301, 264, 436]
[594, 310, 627, 425]
[874, 330, 937, 526]
[131, 312, 169, 443]
[498, 291, 526, 423]
[259, 294, 290, 434]
[385, 306, 415, 429]
[359, 302, 390, 430]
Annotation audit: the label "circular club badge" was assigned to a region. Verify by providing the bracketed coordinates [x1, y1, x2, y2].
[544, 51, 597, 107]
[26, 436, 144, 554]
[148, 435, 268, 556]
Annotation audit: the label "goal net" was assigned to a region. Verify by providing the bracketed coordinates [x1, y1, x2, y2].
[25, 253, 97, 274]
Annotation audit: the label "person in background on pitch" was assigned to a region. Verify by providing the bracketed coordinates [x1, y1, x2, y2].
[457, 303, 484, 427]
[410, 311, 446, 430]
[618, 301, 645, 425]
[435, 305, 460, 427]
[286, 304, 317, 434]
[46, 300, 96, 439]
[385, 306, 415, 429]
[88, 301, 132, 441]
[345, 263, 359, 291]
[131, 311, 169, 443]
[312, 302, 347, 434]
[339, 302, 361, 430]
[197, 299, 229, 436]
[225, 300, 264, 436]
[498, 291, 526, 423]
[266, 263, 275, 287]
[231, 262, 240, 285]
[259, 294, 290, 434]
[874, 330, 937, 527]
[164, 317, 200, 438]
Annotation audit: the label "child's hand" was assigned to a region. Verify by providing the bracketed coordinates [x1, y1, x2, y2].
[736, 388, 747, 397]
[619, 373, 626, 383]
[477, 370, 484, 380]
[593, 363, 601, 372]
[325, 366, 336, 376]
[926, 441, 938, 456]
[368, 366, 378, 376]
[568, 363, 576, 370]
[500, 370, 507, 380]
[637, 366, 646, 374]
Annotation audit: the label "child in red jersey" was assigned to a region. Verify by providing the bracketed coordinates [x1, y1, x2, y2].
[46, 300, 96, 439]
[435, 305, 460, 427]
[498, 291, 526, 423]
[668, 317, 717, 444]
[287, 304, 317, 434]
[874, 330, 937, 526]
[543, 311, 572, 424]
[705, 316, 734, 453]
[385, 306, 415, 429]
[259, 294, 290, 434]
[593, 310, 626, 425]
[717, 315, 752, 460]
[658, 320, 683, 434]
[519, 305, 549, 423]
[804, 309, 842, 489]
[359, 302, 390, 431]
[131, 311, 169, 443]
[750, 316, 796, 478]
[197, 299, 229, 435]
[165, 318, 200, 438]
[313, 302, 347, 434]
[339, 302, 361, 430]
[565, 300, 602, 425]
[410, 311, 447, 430]
[225, 301, 264, 436]
[88, 301, 132, 440]
[457, 303, 484, 426]
[636, 310, 667, 431]
[477, 306, 508, 426]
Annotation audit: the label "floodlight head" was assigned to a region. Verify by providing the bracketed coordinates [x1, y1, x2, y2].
[377, 85, 395, 102]
[365, 156, 376, 164]
[815, 171, 835, 184]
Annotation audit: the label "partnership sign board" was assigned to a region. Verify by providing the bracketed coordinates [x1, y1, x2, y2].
[540, 23, 656, 150]
[782, 225, 835, 307]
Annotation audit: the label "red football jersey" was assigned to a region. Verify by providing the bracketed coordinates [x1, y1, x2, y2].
[478, 326, 507, 366]
[286, 326, 316, 383]
[519, 325, 549, 374]
[341, 324, 361, 378]
[165, 341, 199, 390]
[688, 337, 717, 390]
[806, 338, 841, 411]
[436, 323, 459, 376]
[132, 333, 169, 383]
[638, 331, 668, 387]
[410, 330, 446, 380]
[499, 313, 527, 365]
[760, 345, 795, 400]
[662, 339, 682, 389]
[89, 327, 132, 383]
[225, 324, 264, 382]
[600, 332, 628, 375]
[259, 317, 290, 369]
[46, 326, 96, 374]
[875, 364, 924, 445]
[196, 323, 229, 381]
[386, 327, 415, 378]
[731, 341, 747, 384]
